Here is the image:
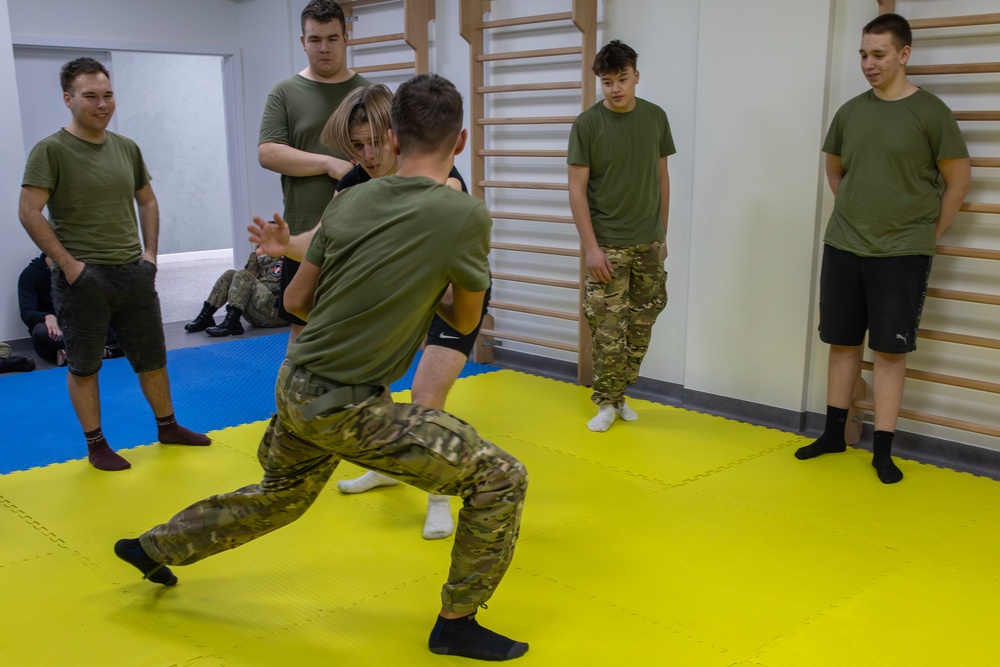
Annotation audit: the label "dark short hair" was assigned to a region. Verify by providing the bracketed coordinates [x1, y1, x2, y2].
[863, 12, 912, 50]
[390, 74, 463, 156]
[60, 57, 110, 93]
[593, 40, 638, 77]
[301, 0, 347, 35]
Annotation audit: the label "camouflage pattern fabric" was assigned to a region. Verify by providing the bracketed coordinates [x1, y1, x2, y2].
[583, 241, 667, 406]
[140, 361, 528, 614]
[207, 253, 286, 327]
[0, 341, 10, 359]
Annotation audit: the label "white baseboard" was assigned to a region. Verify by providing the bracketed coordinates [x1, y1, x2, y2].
[158, 249, 234, 264]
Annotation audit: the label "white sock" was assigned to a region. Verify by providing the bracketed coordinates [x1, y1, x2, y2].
[616, 401, 639, 422]
[587, 405, 616, 432]
[423, 494, 455, 540]
[336, 470, 400, 494]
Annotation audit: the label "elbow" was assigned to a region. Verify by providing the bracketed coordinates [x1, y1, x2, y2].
[258, 144, 274, 170]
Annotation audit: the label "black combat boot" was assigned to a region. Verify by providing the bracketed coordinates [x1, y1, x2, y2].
[0, 355, 36, 374]
[205, 305, 244, 337]
[185, 302, 218, 332]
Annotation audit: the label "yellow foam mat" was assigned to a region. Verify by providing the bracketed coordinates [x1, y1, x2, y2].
[1, 369, 998, 665]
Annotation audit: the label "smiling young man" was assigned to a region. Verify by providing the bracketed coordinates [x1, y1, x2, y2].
[568, 40, 674, 432]
[258, 0, 370, 341]
[18, 57, 209, 471]
[795, 13, 971, 483]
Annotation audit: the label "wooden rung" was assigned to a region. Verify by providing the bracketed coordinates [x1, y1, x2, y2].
[936, 245, 1000, 261]
[477, 81, 582, 94]
[478, 150, 568, 158]
[349, 33, 405, 46]
[859, 361, 1000, 394]
[971, 158, 1000, 168]
[910, 13, 1000, 30]
[488, 300, 579, 321]
[961, 202, 1000, 214]
[352, 61, 415, 73]
[479, 328, 578, 353]
[918, 328, 1000, 350]
[480, 180, 568, 191]
[489, 211, 575, 224]
[341, 0, 397, 8]
[477, 46, 583, 63]
[477, 12, 573, 30]
[491, 271, 578, 289]
[954, 111, 1000, 121]
[852, 400, 1000, 438]
[925, 287, 1000, 306]
[478, 116, 577, 125]
[907, 63, 1000, 75]
[491, 241, 579, 257]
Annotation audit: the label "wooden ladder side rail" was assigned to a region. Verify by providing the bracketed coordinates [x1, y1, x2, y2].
[480, 149, 568, 158]
[403, 0, 433, 73]
[971, 158, 1000, 168]
[489, 211, 575, 224]
[476, 12, 573, 31]
[491, 271, 578, 290]
[876, 0, 896, 15]
[936, 245, 1000, 261]
[918, 329, 1000, 351]
[491, 241, 580, 257]
[925, 287, 1000, 307]
[961, 202, 1000, 214]
[341, 0, 401, 9]
[954, 111, 1000, 121]
[349, 33, 406, 46]
[859, 361, 1000, 395]
[910, 13, 1000, 29]
[852, 400, 1000, 439]
[480, 180, 568, 191]
[489, 301, 579, 321]
[574, 0, 598, 387]
[353, 62, 416, 73]
[479, 328, 579, 353]
[477, 116, 578, 125]
[459, 0, 488, 200]
[477, 46, 583, 63]
[907, 63, 1000, 76]
[478, 81, 582, 94]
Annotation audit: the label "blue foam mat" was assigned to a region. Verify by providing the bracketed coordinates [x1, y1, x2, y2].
[0, 333, 497, 474]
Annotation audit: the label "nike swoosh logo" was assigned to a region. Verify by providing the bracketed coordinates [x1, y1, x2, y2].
[439, 333, 460, 340]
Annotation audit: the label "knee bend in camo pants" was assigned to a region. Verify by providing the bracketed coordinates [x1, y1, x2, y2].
[207, 269, 285, 328]
[583, 241, 667, 407]
[138, 361, 527, 615]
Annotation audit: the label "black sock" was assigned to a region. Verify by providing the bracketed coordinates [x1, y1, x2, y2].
[795, 406, 849, 460]
[872, 430, 903, 484]
[428, 614, 528, 661]
[114, 538, 178, 586]
[85, 428, 131, 471]
[155, 413, 177, 427]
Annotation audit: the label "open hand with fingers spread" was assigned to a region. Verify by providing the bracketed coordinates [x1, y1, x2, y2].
[248, 213, 290, 258]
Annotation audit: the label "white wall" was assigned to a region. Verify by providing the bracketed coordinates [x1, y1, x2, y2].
[0, 0, 33, 342]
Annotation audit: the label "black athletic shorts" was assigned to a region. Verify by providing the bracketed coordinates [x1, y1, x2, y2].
[818, 244, 932, 354]
[425, 285, 492, 358]
[277, 257, 307, 326]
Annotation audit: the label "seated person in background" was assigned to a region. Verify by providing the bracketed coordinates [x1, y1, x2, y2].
[19, 252, 122, 366]
[0, 341, 36, 374]
[184, 249, 288, 337]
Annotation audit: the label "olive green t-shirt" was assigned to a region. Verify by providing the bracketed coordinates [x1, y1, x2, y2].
[288, 175, 492, 385]
[22, 129, 150, 265]
[567, 98, 675, 246]
[258, 73, 371, 234]
[823, 88, 968, 257]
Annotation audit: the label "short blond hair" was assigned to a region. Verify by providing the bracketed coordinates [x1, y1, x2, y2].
[321, 84, 394, 162]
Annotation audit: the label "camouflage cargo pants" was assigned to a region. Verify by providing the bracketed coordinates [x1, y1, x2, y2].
[207, 269, 285, 328]
[583, 242, 667, 406]
[140, 360, 527, 614]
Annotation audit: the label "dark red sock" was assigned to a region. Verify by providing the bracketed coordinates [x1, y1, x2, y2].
[85, 428, 131, 471]
[156, 415, 210, 446]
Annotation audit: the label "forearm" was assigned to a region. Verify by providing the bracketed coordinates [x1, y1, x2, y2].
[659, 176, 670, 234]
[283, 229, 316, 262]
[138, 200, 159, 257]
[19, 210, 76, 271]
[935, 186, 968, 239]
[259, 143, 351, 179]
[569, 191, 601, 253]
